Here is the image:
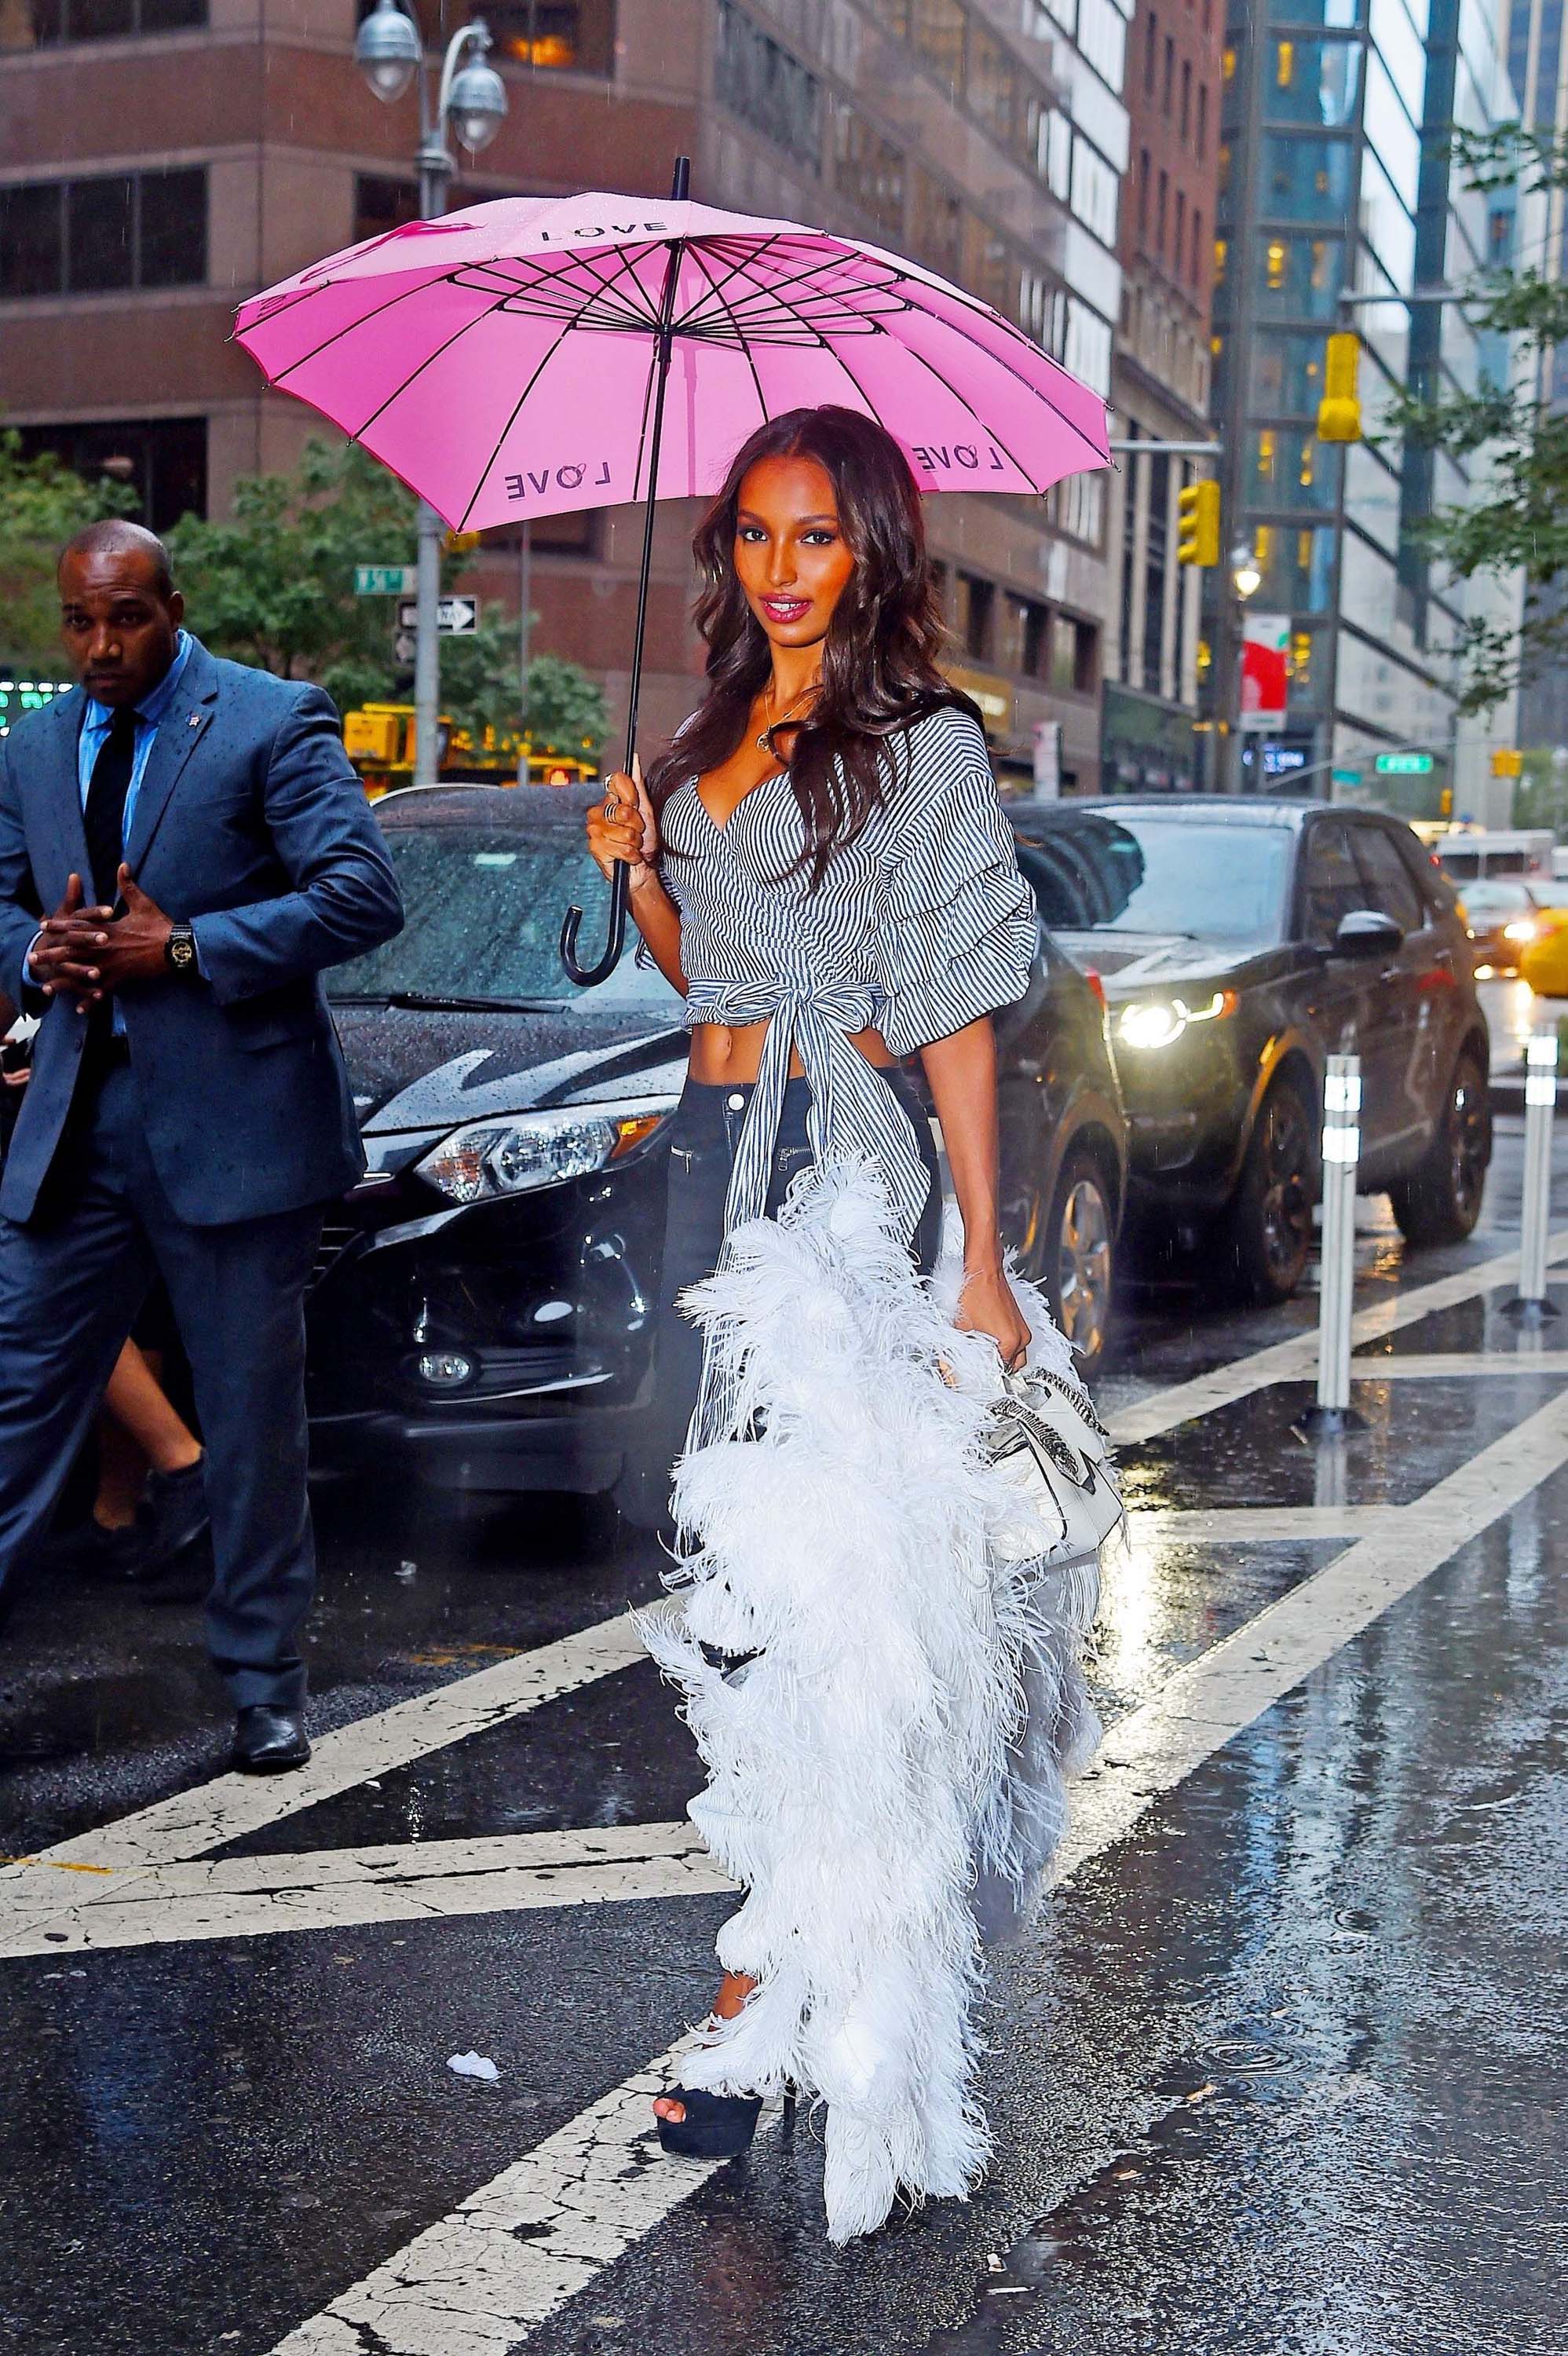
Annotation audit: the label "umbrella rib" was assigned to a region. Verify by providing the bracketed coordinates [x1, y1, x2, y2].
[674, 229, 797, 335]
[682, 244, 770, 414]
[453, 310, 586, 533]
[901, 284, 1109, 466]
[352, 285, 530, 444]
[628, 325, 663, 507]
[261, 269, 470, 390]
[862, 329, 1048, 495]
[678, 237, 883, 342]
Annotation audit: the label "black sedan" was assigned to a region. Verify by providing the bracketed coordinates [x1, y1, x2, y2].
[1007, 798, 1493, 1302]
[307, 784, 1128, 1499]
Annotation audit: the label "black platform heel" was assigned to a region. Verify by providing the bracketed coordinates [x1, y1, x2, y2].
[654, 2085, 763, 2158]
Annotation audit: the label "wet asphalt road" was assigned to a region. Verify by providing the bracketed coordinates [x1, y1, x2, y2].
[2, 1112, 1566, 2356]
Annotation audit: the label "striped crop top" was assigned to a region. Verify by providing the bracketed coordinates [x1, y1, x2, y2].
[655, 701, 1036, 1269]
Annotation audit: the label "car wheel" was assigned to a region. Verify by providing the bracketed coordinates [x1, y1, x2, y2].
[1388, 1047, 1492, 1247]
[1041, 1149, 1116, 1372]
[1229, 1076, 1316, 1304]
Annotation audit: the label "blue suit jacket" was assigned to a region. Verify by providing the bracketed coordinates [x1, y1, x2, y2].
[0, 638, 404, 1227]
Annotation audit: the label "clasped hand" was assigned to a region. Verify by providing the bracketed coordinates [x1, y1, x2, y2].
[29, 868, 174, 1012]
[584, 756, 659, 887]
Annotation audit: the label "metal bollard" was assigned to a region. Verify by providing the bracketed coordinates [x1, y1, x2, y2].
[1508, 1021, 1560, 1322]
[1303, 1051, 1365, 1434]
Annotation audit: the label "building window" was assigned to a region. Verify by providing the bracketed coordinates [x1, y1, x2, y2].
[1144, 6, 1157, 92]
[354, 175, 422, 246]
[911, 0, 967, 100]
[1174, 188, 1186, 278]
[1197, 81, 1208, 157]
[715, 2, 822, 169]
[482, 2, 616, 75]
[1157, 169, 1168, 258]
[912, 165, 963, 280]
[0, 167, 206, 299]
[958, 571, 995, 660]
[967, 18, 1018, 146]
[1181, 57, 1191, 139]
[5, 0, 204, 46]
[834, 108, 905, 240]
[1162, 33, 1175, 111]
[1014, 596, 1050, 679]
[1051, 614, 1098, 697]
[14, 415, 207, 531]
[1071, 138, 1119, 247]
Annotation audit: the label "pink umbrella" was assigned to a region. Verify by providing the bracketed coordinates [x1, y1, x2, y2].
[236, 159, 1109, 979]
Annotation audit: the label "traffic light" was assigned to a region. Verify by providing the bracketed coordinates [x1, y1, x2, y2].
[1177, 478, 1221, 566]
[1490, 746, 1523, 777]
[1317, 332, 1362, 442]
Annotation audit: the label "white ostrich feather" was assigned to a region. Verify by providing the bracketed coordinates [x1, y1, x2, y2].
[636, 1157, 1108, 2243]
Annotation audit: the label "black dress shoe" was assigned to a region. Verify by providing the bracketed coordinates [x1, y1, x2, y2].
[232, 1704, 311, 1774]
[47, 1516, 153, 1585]
[143, 1456, 210, 1571]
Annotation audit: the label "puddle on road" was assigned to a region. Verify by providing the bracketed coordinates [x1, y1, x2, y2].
[919, 2026, 1306, 2354]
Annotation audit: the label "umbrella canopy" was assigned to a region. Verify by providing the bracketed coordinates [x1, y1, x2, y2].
[234, 190, 1109, 533]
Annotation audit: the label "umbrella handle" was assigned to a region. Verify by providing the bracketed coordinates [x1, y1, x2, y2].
[560, 860, 628, 986]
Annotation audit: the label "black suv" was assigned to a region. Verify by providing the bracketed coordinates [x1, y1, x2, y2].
[1007, 798, 1493, 1301]
[305, 784, 1128, 1498]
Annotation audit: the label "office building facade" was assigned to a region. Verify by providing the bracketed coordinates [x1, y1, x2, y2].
[0, 0, 1130, 781]
[1100, 0, 1224, 791]
[1208, 0, 1521, 816]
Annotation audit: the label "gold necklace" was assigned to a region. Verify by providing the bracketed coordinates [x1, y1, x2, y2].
[755, 682, 813, 752]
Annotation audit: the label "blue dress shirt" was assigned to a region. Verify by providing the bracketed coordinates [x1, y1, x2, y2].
[77, 627, 194, 836]
[57, 630, 198, 1032]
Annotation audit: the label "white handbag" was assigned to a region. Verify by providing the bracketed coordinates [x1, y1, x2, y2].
[984, 1362, 1123, 1564]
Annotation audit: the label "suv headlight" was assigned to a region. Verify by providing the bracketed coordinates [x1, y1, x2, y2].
[415, 1098, 678, 1204]
[1116, 991, 1237, 1051]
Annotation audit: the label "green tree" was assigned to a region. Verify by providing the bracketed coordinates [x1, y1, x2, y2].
[1388, 126, 1568, 716]
[0, 429, 137, 667]
[166, 437, 606, 755]
[166, 439, 420, 716]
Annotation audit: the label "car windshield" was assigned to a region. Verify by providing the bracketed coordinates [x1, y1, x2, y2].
[1022, 815, 1293, 942]
[327, 825, 683, 1019]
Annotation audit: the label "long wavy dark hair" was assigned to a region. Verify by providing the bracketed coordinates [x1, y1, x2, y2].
[645, 406, 976, 888]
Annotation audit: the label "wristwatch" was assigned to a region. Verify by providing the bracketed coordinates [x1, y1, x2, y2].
[165, 922, 198, 978]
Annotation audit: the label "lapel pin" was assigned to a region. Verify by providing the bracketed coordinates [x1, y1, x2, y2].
[188, 714, 203, 729]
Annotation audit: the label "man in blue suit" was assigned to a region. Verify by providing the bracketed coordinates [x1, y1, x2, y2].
[0, 518, 404, 1771]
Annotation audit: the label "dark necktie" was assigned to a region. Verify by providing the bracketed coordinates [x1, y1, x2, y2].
[83, 706, 140, 906]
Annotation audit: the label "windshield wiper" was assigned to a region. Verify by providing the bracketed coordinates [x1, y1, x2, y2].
[330, 990, 562, 1014]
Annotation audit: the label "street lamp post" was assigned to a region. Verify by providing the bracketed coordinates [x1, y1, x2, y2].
[355, 0, 506, 786]
[1218, 539, 1262, 792]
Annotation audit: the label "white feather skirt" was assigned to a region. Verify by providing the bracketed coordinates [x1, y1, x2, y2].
[636, 1158, 1105, 2244]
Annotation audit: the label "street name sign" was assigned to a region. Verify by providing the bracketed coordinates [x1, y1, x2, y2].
[397, 596, 480, 635]
[1374, 752, 1434, 775]
[354, 565, 415, 594]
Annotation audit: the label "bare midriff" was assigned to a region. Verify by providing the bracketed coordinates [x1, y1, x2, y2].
[688, 1018, 897, 1086]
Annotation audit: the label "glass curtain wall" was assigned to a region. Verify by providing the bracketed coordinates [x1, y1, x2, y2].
[1208, 0, 1496, 801]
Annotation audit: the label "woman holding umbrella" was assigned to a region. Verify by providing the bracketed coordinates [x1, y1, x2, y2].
[237, 178, 1113, 2247]
[585, 405, 1100, 2237]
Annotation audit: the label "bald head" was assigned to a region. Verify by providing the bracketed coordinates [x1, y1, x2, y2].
[58, 520, 184, 708]
[59, 518, 174, 599]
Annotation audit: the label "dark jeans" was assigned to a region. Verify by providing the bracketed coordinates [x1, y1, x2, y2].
[0, 1058, 322, 1709]
[617, 1065, 942, 1528]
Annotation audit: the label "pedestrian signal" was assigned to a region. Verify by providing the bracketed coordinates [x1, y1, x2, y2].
[1176, 479, 1221, 566]
[1317, 333, 1361, 442]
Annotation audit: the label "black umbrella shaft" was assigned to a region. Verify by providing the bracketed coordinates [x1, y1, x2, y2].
[561, 154, 691, 988]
